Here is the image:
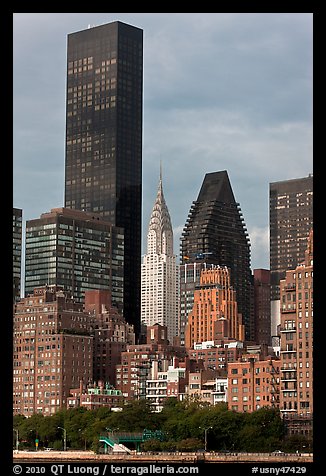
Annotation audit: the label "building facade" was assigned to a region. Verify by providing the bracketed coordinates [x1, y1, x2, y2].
[115, 324, 187, 400]
[253, 269, 271, 346]
[67, 381, 124, 411]
[179, 262, 215, 346]
[64, 21, 143, 336]
[279, 229, 313, 417]
[269, 174, 313, 336]
[180, 171, 254, 341]
[13, 285, 93, 416]
[185, 266, 245, 349]
[141, 172, 178, 343]
[13, 207, 23, 302]
[187, 340, 244, 372]
[25, 208, 124, 308]
[84, 289, 135, 386]
[227, 354, 280, 412]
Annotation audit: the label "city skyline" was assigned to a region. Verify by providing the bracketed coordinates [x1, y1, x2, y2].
[13, 13, 313, 270]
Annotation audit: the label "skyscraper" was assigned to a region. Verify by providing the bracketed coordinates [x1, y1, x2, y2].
[179, 262, 215, 346]
[269, 174, 313, 336]
[25, 208, 124, 308]
[141, 171, 178, 343]
[184, 266, 245, 349]
[13, 207, 22, 302]
[64, 21, 143, 336]
[181, 170, 254, 341]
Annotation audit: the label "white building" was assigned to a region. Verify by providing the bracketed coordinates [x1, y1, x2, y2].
[141, 170, 178, 343]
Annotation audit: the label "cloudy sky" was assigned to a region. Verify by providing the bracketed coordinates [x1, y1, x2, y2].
[13, 13, 313, 270]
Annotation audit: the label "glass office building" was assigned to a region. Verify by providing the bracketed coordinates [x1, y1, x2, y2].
[64, 21, 143, 335]
[181, 171, 254, 342]
[25, 208, 124, 309]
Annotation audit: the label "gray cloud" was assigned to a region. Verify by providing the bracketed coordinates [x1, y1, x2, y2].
[13, 13, 313, 271]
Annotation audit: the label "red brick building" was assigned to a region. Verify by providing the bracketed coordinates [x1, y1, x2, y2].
[13, 286, 93, 415]
[227, 353, 280, 412]
[187, 339, 244, 371]
[67, 381, 124, 410]
[280, 229, 313, 416]
[84, 290, 135, 386]
[115, 324, 187, 399]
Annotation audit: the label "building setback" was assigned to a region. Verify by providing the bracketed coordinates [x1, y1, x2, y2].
[279, 229, 313, 417]
[269, 174, 313, 336]
[141, 172, 178, 343]
[64, 21, 143, 337]
[180, 171, 254, 342]
[13, 285, 93, 416]
[25, 208, 124, 309]
[13, 207, 23, 302]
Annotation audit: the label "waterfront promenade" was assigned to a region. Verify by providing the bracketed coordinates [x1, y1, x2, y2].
[13, 450, 313, 464]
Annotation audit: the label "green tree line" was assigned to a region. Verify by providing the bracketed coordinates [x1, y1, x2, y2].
[13, 398, 311, 453]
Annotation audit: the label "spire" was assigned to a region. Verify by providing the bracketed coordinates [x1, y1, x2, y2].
[147, 164, 173, 256]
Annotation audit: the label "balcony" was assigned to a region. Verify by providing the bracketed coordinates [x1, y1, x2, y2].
[281, 305, 296, 313]
[284, 284, 296, 291]
[280, 327, 296, 332]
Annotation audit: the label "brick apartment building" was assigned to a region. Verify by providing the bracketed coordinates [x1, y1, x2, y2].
[227, 353, 280, 412]
[280, 229, 313, 416]
[187, 339, 244, 372]
[67, 381, 124, 410]
[115, 324, 187, 400]
[13, 286, 93, 415]
[145, 357, 191, 411]
[187, 369, 228, 405]
[84, 290, 135, 387]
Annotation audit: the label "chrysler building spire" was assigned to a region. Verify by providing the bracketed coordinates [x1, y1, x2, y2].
[147, 167, 173, 256]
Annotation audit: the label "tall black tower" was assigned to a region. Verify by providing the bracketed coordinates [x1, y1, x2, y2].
[180, 170, 254, 342]
[64, 21, 143, 336]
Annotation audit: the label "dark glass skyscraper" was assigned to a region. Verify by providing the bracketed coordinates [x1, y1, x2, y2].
[64, 21, 143, 335]
[269, 174, 313, 302]
[180, 171, 254, 342]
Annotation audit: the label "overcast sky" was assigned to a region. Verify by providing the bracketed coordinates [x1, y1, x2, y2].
[13, 13, 313, 270]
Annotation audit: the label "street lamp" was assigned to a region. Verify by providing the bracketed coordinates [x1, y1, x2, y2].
[13, 429, 19, 452]
[57, 426, 67, 451]
[199, 426, 213, 452]
[78, 429, 87, 451]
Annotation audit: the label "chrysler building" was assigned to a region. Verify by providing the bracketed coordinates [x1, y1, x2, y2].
[141, 169, 178, 343]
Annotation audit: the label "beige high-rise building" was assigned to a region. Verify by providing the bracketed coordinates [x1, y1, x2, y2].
[141, 171, 178, 343]
[280, 229, 313, 416]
